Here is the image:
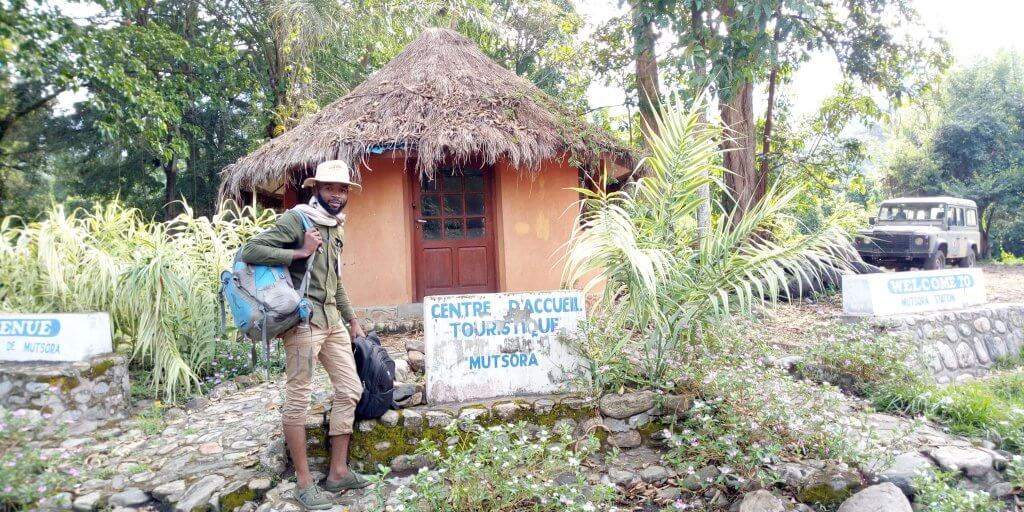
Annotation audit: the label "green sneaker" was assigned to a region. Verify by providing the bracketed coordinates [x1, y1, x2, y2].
[294, 483, 333, 510]
[324, 470, 371, 492]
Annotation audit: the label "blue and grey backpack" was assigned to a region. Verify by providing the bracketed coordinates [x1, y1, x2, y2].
[220, 211, 315, 376]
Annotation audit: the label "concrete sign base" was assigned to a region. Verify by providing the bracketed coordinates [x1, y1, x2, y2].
[423, 290, 585, 404]
[842, 268, 987, 317]
[0, 312, 113, 362]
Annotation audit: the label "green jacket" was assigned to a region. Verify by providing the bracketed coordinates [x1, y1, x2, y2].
[239, 211, 355, 328]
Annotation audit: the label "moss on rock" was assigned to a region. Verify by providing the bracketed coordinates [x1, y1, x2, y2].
[219, 484, 256, 511]
[35, 375, 80, 394]
[85, 359, 117, 380]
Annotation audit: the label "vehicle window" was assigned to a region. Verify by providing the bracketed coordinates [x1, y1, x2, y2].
[967, 209, 978, 227]
[956, 208, 965, 226]
[878, 203, 945, 222]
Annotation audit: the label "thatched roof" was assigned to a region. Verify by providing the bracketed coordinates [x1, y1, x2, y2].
[219, 27, 631, 198]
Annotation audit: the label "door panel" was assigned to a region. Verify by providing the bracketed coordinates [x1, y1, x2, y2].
[457, 247, 489, 286]
[413, 165, 497, 300]
[423, 248, 454, 288]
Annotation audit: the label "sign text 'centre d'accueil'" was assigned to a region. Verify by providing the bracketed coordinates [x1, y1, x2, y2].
[423, 290, 586, 404]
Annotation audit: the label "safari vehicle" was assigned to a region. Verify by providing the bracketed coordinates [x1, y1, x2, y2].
[854, 196, 980, 271]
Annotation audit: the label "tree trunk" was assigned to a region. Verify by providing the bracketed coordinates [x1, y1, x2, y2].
[759, 67, 778, 177]
[720, 81, 761, 219]
[690, 6, 711, 244]
[980, 206, 993, 260]
[163, 155, 179, 221]
[632, 6, 661, 143]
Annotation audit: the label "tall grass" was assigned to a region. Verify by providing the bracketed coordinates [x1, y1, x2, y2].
[0, 201, 276, 400]
[564, 94, 854, 386]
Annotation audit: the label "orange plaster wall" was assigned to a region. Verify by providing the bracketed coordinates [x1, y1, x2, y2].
[340, 153, 415, 307]
[494, 158, 581, 293]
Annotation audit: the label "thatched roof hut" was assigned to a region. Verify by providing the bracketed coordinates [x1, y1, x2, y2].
[219, 27, 631, 200]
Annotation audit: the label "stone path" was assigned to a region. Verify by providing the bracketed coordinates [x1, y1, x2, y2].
[31, 356, 1019, 511]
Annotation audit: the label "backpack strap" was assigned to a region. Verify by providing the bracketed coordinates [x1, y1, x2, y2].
[293, 210, 317, 296]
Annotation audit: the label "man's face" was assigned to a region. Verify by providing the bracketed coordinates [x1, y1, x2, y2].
[317, 182, 349, 214]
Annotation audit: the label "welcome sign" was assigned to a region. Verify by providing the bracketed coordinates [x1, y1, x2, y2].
[423, 290, 586, 403]
[0, 313, 113, 362]
[842, 268, 987, 316]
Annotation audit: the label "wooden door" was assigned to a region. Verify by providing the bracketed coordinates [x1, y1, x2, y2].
[413, 166, 498, 300]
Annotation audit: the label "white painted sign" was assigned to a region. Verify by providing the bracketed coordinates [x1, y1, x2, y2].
[842, 268, 987, 316]
[0, 313, 113, 362]
[423, 290, 586, 404]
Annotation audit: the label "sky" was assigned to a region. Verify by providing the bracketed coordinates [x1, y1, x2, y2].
[577, 0, 1024, 120]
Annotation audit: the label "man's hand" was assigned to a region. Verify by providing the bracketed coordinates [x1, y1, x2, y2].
[296, 228, 322, 258]
[349, 319, 366, 339]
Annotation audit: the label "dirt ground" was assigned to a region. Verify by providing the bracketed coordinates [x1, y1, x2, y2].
[758, 263, 1024, 349]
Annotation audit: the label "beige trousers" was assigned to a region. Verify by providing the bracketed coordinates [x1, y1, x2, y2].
[280, 323, 362, 436]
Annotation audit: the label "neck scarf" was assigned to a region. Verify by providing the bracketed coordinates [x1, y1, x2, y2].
[293, 195, 345, 227]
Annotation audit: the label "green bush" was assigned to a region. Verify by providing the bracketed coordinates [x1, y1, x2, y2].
[663, 358, 867, 486]
[564, 95, 853, 388]
[0, 201, 276, 400]
[872, 370, 1024, 452]
[381, 421, 613, 512]
[913, 469, 1004, 512]
[799, 322, 927, 394]
[0, 408, 82, 511]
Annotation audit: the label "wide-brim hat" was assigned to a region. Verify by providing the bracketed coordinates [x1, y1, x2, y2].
[302, 160, 362, 190]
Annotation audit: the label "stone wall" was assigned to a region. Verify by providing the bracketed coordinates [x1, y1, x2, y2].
[855, 303, 1024, 384]
[356, 304, 422, 333]
[0, 353, 130, 436]
[261, 391, 694, 476]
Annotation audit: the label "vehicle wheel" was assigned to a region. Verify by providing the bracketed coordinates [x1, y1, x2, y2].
[958, 248, 976, 268]
[924, 250, 946, 270]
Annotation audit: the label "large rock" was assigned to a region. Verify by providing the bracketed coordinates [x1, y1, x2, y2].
[407, 350, 425, 373]
[175, 474, 226, 512]
[879, 452, 934, 495]
[928, 446, 994, 478]
[72, 491, 102, 512]
[837, 483, 912, 512]
[108, 488, 149, 507]
[599, 391, 654, 419]
[639, 465, 671, 484]
[739, 490, 786, 512]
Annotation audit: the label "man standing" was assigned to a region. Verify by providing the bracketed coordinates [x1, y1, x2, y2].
[240, 160, 370, 510]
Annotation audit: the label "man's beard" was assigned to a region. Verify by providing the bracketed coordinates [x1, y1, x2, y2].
[317, 192, 346, 215]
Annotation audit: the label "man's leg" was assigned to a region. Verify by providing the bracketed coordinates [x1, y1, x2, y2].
[281, 325, 325, 489]
[317, 324, 363, 482]
[284, 424, 314, 488]
[328, 433, 352, 480]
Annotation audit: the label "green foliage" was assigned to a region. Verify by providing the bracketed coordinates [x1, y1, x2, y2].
[383, 421, 613, 512]
[885, 50, 1024, 258]
[799, 322, 926, 394]
[565, 95, 853, 385]
[0, 201, 276, 400]
[133, 404, 167, 436]
[872, 370, 1024, 453]
[663, 355, 868, 486]
[0, 408, 83, 510]
[913, 469, 1004, 512]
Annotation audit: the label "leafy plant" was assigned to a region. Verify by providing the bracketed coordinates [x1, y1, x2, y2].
[564, 94, 853, 386]
[663, 357, 871, 486]
[384, 421, 613, 512]
[798, 322, 926, 395]
[872, 369, 1024, 452]
[0, 408, 83, 510]
[134, 404, 167, 436]
[0, 201, 276, 400]
[913, 469, 1004, 512]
